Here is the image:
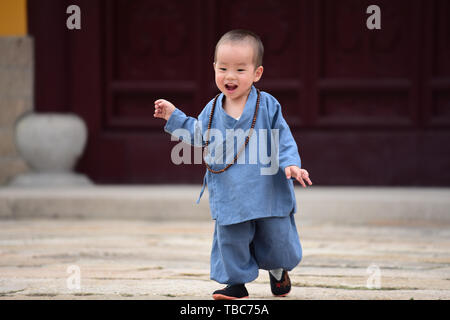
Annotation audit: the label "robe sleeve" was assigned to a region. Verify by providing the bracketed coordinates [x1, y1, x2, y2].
[271, 101, 302, 173]
[164, 105, 210, 147]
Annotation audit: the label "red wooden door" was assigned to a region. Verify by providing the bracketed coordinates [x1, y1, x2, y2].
[29, 0, 450, 185]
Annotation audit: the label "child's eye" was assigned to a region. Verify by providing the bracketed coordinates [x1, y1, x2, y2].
[219, 68, 226, 71]
[237, 69, 245, 72]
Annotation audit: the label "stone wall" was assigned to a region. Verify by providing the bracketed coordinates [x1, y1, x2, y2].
[0, 36, 33, 185]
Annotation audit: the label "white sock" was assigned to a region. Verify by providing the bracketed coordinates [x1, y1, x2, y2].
[269, 268, 283, 281]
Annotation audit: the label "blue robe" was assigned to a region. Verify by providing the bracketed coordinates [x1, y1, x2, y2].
[164, 85, 302, 226]
[210, 214, 302, 284]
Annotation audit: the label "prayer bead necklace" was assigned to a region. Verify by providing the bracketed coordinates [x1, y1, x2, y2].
[203, 89, 261, 174]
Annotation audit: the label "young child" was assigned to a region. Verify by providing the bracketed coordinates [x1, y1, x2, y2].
[154, 29, 312, 300]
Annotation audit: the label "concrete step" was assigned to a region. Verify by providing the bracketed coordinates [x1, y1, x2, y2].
[0, 185, 449, 225]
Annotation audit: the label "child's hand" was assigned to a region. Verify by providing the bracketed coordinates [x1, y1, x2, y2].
[154, 99, 176, 121]
[285, 166, 312, 188]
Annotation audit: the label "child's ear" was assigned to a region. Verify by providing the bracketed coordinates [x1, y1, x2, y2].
[253, 66, 264, 82]
[213, 62, 216, 70]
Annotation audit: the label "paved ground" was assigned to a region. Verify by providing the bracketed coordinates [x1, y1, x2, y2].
[0, 218, 449, 300]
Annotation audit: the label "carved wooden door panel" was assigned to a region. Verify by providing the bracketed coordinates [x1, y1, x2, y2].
[305, 0, 423, 185]
[303, 0, 450, 185]
[71, 0, 209, 183]
[421, 0, 450, 185]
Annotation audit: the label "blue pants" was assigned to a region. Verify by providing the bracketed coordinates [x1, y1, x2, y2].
[210, 214, 302, 285]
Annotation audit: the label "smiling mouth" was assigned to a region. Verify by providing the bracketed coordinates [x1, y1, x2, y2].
[225, 84, 238, 91]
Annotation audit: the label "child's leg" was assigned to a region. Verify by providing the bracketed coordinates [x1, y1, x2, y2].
[210, 220, 259, 285]
[252, 213, 302, 271]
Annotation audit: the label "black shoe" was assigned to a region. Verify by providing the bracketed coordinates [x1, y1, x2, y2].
[212, 284, 249, 300]
[269, 270, 291, 297]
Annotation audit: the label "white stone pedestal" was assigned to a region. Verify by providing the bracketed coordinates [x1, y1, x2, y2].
[9, 113, 92, 187]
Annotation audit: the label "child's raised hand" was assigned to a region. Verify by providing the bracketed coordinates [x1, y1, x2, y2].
[285, 166, 312, 188]
[154, 99, 176, 121]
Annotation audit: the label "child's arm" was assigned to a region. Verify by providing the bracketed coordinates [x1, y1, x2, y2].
[154, 99, 205, 147]
[271, 102, 312, 188]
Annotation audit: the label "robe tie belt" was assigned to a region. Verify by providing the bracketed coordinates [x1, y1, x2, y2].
[196, 173, 207, 204]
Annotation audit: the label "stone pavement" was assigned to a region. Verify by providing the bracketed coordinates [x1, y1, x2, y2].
[0, 217, 449, 300]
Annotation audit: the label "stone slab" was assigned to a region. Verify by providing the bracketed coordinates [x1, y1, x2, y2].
[0, 186, 449, 225]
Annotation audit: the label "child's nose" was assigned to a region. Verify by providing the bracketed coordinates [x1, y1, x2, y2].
[225, 71, 236, 80]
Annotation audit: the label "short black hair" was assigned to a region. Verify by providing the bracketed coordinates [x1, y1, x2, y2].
[214, 29, 264, 68]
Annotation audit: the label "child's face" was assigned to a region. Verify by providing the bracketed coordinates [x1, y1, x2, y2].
[213, 42, 263, 103]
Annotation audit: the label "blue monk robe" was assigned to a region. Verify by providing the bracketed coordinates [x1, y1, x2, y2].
[164, 85, 303, 284]
[164, 85, 302, 226]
